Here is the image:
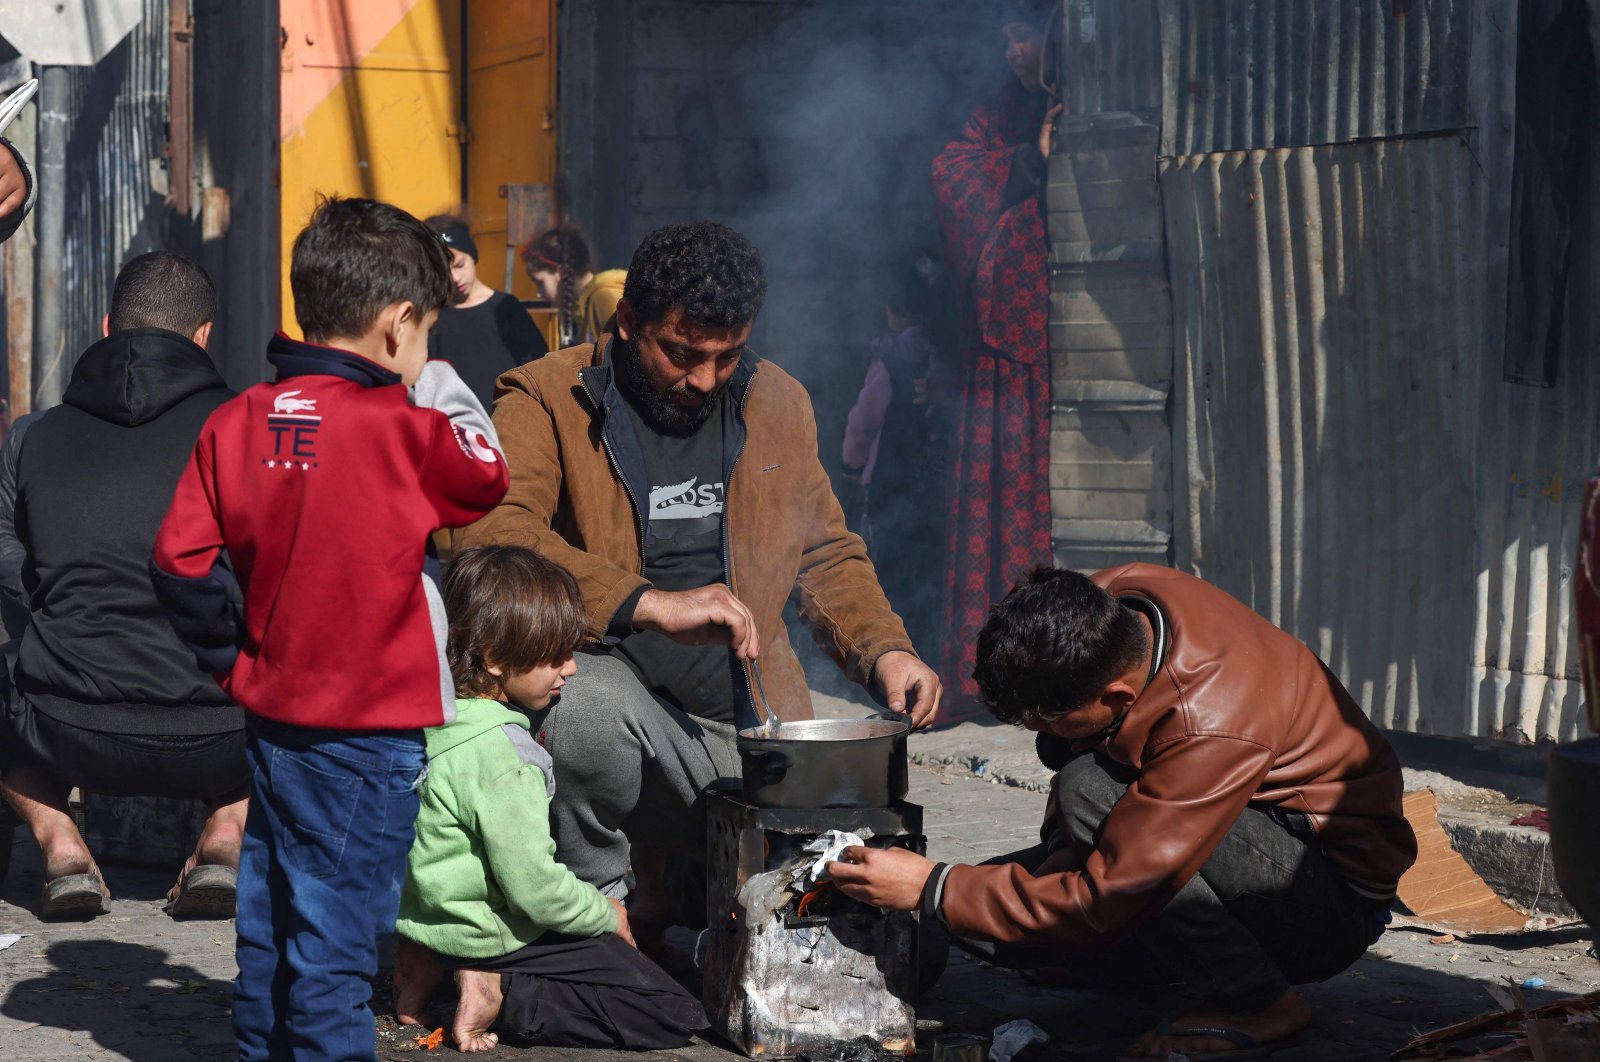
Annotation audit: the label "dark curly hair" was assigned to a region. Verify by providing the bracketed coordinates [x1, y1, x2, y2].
[444, 546, 587, 699]
[290, 195, 453, 343]
[622, 220, 766, 328]
[973, 568, 1149, 728]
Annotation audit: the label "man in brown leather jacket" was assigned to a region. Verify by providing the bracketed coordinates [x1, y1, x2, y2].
[831, 564, 1416, 1060]
[461, 221, 940, 948]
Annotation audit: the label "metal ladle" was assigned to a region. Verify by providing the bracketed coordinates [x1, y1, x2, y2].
[749, 658, 781, 736]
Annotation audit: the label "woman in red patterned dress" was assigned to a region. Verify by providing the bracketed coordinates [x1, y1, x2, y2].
[930, 5, 1061, 708]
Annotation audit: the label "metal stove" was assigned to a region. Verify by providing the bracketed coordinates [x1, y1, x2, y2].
[702, 783, 924, 1058]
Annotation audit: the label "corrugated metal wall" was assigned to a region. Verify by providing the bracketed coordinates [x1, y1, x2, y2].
[1470, 350, 1598, 742]
[1158, 0, 1474, 155]
[1052, 1, 1599, 741]
[1055, 0, 1162, 118]
[1163, 137, 1482, 734]
[1467, 53, 1600, 743]
[54, 0, 172, 378]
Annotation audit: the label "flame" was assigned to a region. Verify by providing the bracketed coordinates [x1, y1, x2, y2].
[795, 881, 834, 918]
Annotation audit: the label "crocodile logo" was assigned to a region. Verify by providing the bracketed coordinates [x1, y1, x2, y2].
[649, 476, 724, 521]
[273, 390, 317, 415]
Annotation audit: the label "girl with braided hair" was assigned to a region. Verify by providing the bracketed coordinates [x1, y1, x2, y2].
[521, 225, 626, 348]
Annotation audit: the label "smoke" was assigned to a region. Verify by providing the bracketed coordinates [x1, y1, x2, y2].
[627, 1, 1000, 431]
[652, 3, 1003, 694]
[724, 9, 995, 390]
[608, 2, 1008, 698]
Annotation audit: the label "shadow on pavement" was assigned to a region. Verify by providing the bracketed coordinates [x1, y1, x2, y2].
[0, 939, 235, 1061]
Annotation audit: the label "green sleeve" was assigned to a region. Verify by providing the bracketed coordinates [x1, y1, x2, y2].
[467, 763, 619, 939]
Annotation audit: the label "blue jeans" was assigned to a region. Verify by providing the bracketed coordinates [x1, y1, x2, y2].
[233, 716, 427, 1062]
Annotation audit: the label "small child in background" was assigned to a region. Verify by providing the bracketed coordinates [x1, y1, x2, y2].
[393, 545, 707, 1053]
[151, 196, 510, 1060]
[841, 261, 946, 656]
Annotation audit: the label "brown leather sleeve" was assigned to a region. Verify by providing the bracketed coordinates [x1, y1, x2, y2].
[456, 380, 648, 641]
[789, 396, 915, 687]
[940, 734, 1275, 946]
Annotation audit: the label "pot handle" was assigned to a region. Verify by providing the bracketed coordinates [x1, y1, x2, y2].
[742, 745, 793, 787]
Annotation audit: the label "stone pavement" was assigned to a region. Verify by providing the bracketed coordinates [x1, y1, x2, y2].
[0, 712, 1594, 1060]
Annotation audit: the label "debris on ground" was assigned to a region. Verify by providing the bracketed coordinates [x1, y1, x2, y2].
[931, 1033, 989, 1062]
[413, 1027, 444, 1051]
[795, 1035, 898, 1062]
[988, 1019, 1049, 1062]
[1391, 987, 1600, 1059]
[1510, 809, 1550, 832]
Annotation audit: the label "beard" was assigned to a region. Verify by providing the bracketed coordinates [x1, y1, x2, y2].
[612, 335, 722, 438]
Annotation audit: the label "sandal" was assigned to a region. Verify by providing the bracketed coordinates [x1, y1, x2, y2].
[165, 863, 237, 920]
[41, 869, 111, 920]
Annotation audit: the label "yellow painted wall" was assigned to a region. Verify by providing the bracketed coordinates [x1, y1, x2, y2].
[465, 0, 556, 313]
[278, 0, 556, 342]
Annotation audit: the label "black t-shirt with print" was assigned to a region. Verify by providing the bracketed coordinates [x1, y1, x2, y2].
[610, 399, 739, 723]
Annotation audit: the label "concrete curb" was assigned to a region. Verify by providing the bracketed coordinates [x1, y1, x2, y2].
[1437, 810, 1574, 921]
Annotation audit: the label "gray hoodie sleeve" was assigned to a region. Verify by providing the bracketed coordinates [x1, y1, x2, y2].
[0, 138, 35, 245]
[410, 359, 501, 453]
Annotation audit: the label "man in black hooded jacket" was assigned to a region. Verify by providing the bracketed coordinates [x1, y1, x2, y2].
[0, 252, 245, 920]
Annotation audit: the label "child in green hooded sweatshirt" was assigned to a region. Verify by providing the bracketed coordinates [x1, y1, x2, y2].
[394, 545, 707, 1052]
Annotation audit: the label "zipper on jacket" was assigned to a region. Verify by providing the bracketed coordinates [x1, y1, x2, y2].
[723, 363, 756, 720]
[600, 427, 646, 572]
[584, 363, 648, 572]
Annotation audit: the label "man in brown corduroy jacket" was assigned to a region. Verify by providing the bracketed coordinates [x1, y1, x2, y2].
[461, 221, 941, 951]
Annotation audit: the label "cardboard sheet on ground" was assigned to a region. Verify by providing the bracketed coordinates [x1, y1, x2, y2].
[1395, 790, 1528, 935]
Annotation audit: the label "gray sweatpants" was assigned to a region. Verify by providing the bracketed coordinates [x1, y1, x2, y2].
[534, 654, 741, 897]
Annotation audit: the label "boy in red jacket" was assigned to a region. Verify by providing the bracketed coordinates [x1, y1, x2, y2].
[151, 196, 509, 1062]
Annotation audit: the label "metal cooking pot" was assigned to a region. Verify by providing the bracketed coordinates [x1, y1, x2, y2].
[736, 717, 911, 809]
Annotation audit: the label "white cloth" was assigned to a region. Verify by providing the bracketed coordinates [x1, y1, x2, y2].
[801, 830, 864, 883]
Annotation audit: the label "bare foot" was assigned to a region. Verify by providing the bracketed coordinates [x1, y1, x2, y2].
[452, 968, 504, 1053]
[393, 937, 445, 1027]
[41, 841, 95, 882]
[195, 794, 247, 868]
[193, 837, 242, 869]
[1126, 988, 1312, 1058]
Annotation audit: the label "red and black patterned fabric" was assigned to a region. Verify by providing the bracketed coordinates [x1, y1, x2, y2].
[931, 101, 1054, 701]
